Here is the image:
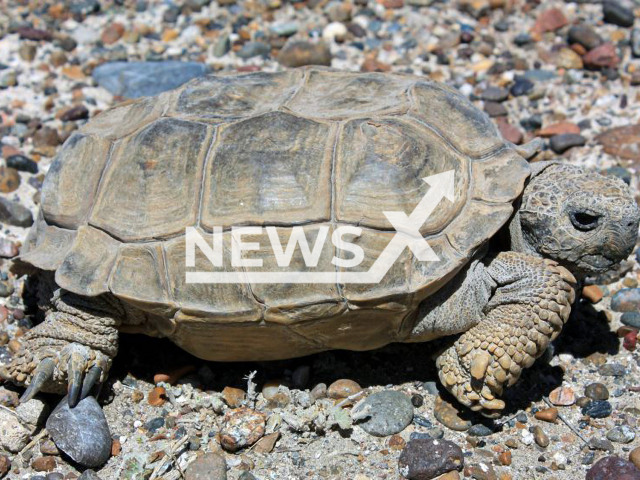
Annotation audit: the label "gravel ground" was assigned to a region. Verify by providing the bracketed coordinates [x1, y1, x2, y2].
[1, 0, 640, 479]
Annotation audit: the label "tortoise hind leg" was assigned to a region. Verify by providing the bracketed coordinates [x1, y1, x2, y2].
[0, 276, 122, 407]
[435, 252, 576, 417]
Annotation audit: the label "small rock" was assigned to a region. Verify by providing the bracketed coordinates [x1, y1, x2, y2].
[611, 289, 640, 312]
[483, 101, 507, 117]
[625, 331, 638, 351]
[534, 407, 558, 423]
[78, 471, 103, 480]
[40, 439, 59, 456]
[630, 447, 640, 468]
[586, 456, 640, 480]
[582, 285, 604, 303]
[468, 424, 493, 437]
[603, 1, 634, 28]
[92, 61, 209, 99]
[327, 379, 362, 399]
[253, 432, 280, 453]
[531, 425, 549, 448]
[32, 127, 61, 151]
[277, 41, 332, 68]
[219, 407, 266, 452]
[0, 387, 19, 408]
[398, 438, 464, 479]
[6, 154, 38, 173]
[145, 417, 164, 433]
[607, 425, 636, 444]
[434, 395, 472, 431]
[585, 383, 609, 400]
[497, 121, 523, 145]
[556, 48, 583, 70]
[0, 408, 31, 452]
[19, 42, 37, 62]
[465, 462, 497, 480]
[568, 25, 603, 51]
[597, 125, 640, 161]
[480, 87, 509, 102]
[0, 238, 19, 258]
[46, 396, 112, 468]
[59, 106, 89, 122]
[237, 42, 270, 59]
[583, 43, 619, 69]
[184, 452, 227, 480]
[222, 386, 246, 408]
[101, 23, 125, 45]
[0, 455, 9, 478]
[16, 398, 48, 430]
[32, 456, 56, 472]
[589, 438, 615, 452]
[510, 78, 534, 97]
[538, 122, 581, 138]
[0, 198, 33, 228]
[213, 34, 231, 57]
[148, 386, 167, 407]
[582, 400, 613, 419]
[498, 451, 512, 466]
[322, 22, 348, 42]
[599, 363, 626, 376]
[360, 58, 391, 73]
[0, 166, 20, 193]
[17, 26, 52, 41]
[549, 386, 575, 406]
[532, 8, 568, 35]
[549, 134, 586, 154]
[621, 312, 640, 329]
[310, 383, 327, 400]
[355, 390, 414, 437]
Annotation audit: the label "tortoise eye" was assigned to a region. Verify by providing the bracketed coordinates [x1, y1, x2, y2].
[570, 211, 600, 231]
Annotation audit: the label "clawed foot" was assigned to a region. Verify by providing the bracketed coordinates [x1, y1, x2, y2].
[1, 339, 110, 407]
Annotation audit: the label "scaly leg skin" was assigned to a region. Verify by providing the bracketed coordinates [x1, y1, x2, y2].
[0, 278, 122, 407]
[435, 252, 577, 418]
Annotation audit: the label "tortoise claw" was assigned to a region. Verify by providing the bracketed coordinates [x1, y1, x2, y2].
[20, 358, 55, 403]
[80, 366, 102, 401]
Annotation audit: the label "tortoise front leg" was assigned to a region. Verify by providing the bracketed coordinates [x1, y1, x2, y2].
[0, 277, 122, 407]
[435, 252, 576, 417]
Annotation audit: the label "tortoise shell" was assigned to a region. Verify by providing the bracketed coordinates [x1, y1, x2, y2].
[19, 68, 530, 360]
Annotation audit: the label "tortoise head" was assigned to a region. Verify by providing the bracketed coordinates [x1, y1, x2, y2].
[510, 163, 639, 276]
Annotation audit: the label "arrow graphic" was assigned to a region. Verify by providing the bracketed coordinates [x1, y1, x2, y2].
[186, 170, 456, 284]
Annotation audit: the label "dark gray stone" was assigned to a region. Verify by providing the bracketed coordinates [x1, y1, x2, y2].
[467, 424, 494, 437]
[603, 1, 635, 28]
[92, 61, 210, 99]
[568, 24, 603, 50]
[6, 154, 37, 174]
[510, 78, 534, 96]
[549, 133, 586, 154]
[398, 439, 464, 479]
[236, 42, 270, 59]
[599, 363, 626, 376]
[606, 425, 635, 443]
[46, 396, 111, 468]
[621, 312, 640, 329]
[0, 197, 34, 227]
[356, 391, 414, 437]
[585, 383, 609, 400]
[480, 86, 509, 102]
[588, 438, 614, 452]
[581, 400, 613, 419]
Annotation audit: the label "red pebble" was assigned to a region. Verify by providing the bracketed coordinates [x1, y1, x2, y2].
[623, 331, 637, 351]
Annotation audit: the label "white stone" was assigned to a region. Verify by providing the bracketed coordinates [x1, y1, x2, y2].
[0, 409, 32, 452]
[322, 22, 348, 42]
[15, 398, 48, 431]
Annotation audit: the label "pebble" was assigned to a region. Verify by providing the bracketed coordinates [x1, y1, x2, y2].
[538, 122, 581, 137]
[483, 101, 507, 117]
[467, 424, 493, 437]
[0, 197, 33, 227]
[556, 48, 583, 70]
[582, 400, 613, 419]
[78, 471, 103, 480]
[277, 41, 332, 68]
[0, 407, 31, 452]
[222, 386, 246, 408]
[631, 447, 640, 468]
[549, 386, 575, 406]
[219, 407, 266, 452]
[253, 432, 280, 454]
[599, 363, 626, 376]
[611, 289, 640, 312]
[148, 386, 167, 407]
[549, 134, 587, 154]
[398, 439, 464, 479]
[40, 439, 59, 456]
[92, 61, 209, 98]
[532, 8, 568, 35]
[322, 22, 348, 42]
[509, 78, 533, 97]
[434, 395, 472, 431]
[530, 425, 549, 448]
[589, 438, 614, 452]
[310, 383, 327, 400]
[568, 25, 603, 51]
[534, 408, 558, 423]
[586, 456, 640, 480]
[16, 398, 48, 430]
[0, 455, 9, 478]
[585, 383, 609, 400]
[327, 379, 361, 399]
[46, 396, 112, 468]
[606, 425, 636, 444]
[355, 390, 414, 437]
[498, 451, 512, 466]
[31, 456, 56, 472]
[59, 106, 89, 122]
[480, 86, 509, 102]
[583, 43, 620, 69]
[237, 42, 270, 59]
[0, 166, 21, 193]
[633, 28, 640, 58]
[184, 452, 227, 480]
[603, 1, 635, 28]
[6, 154, 38, 174]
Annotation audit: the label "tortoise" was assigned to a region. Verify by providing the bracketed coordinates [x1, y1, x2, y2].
[3, 67, 639, 416]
